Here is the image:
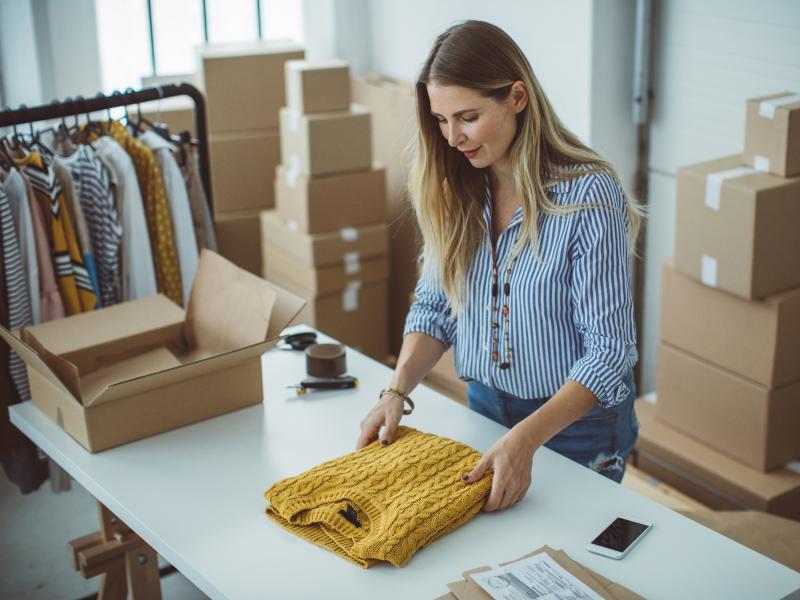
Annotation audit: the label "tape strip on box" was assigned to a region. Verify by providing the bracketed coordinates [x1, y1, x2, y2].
[344, 252, 360, 274]
[753, 155, 770, 173]
[342, 281, 362, 312]
[758, 93, 800, 119]
[701, 255, 717, 287]
[287, 155, 300, 188]
[704, 166, 756, 210]
[340, 227, 358, 241]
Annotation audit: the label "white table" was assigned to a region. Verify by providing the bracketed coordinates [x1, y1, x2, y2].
[10, 328, 800, 600]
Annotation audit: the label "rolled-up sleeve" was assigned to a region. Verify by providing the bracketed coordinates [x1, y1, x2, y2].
[566, 173, 638, 408]
[403, 267, 457, 349]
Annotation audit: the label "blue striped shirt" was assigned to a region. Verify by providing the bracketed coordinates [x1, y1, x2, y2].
[404, 166, 637, 408]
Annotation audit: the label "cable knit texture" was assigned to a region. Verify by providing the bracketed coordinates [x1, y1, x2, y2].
[264, 426, 492, 568]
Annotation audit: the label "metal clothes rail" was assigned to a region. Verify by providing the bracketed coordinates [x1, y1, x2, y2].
[0, 83, 213, 210]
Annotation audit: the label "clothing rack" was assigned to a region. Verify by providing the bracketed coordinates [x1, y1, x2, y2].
[0, 83, 213, 210]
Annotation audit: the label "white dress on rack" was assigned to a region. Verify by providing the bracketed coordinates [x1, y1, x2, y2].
[140, 131, 199, 306]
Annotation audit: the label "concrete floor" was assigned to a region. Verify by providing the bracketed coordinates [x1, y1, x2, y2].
[0, 466, 207, 600]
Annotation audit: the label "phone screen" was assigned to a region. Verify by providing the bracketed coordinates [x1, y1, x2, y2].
[591, 518, 649, 552]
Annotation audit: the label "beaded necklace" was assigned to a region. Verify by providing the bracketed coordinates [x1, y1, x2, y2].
[490, 243, 519, 370]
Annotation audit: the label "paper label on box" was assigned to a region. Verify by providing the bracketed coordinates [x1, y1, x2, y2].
[471, 552, 604, 600]
[704, 167, 756, 210]
[753, 155, 770, 172]
[701, 255, 717, 287]
[758, 93, 800, 119]
[340, 227, 358, 241]
[342, 281, 362, 312]
[344, 252, 360, 274]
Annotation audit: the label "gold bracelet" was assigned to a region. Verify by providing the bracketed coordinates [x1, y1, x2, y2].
[380, 387, 414, 415]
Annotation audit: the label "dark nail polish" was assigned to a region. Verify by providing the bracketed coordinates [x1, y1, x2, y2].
[462, 475, 469, 481]
[380, 439, 388, 446]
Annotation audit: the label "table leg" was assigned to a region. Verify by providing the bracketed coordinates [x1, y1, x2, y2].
[68, 502, 163, 599]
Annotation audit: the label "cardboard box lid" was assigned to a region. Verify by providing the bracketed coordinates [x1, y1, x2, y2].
[285, 58, 349, 73]
[260, 210, 388, 266]
[22, 294, 185, 357]
[747, 91, 800, 114]
[0, 251, 305, 408]
[678, 155, 800, 194]
[636, 399, 800, 502]
[199, 40, 304, 60]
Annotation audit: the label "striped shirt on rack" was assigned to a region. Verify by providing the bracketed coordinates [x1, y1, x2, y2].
[404, 165, 637, 408]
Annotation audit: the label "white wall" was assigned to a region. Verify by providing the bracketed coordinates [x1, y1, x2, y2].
[639, 0, 800, 392]
[367, 0, 595, 143]
[0, 0, 101, 109]
[0, 0, 45, 107]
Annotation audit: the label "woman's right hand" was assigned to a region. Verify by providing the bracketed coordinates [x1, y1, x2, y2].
[356, 393, 406, 449]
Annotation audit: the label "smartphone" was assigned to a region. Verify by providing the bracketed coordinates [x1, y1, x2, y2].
[587, 516, 653, 559]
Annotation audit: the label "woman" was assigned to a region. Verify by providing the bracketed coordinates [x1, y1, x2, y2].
[357, 20, 643, 512]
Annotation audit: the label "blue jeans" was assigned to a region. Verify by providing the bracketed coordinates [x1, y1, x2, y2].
[467, 372, 639, 483]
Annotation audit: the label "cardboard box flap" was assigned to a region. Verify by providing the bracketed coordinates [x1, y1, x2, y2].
[23, 295, 184, 356]
[185, 250, 300, 355]
[80, 347, 183, 405]
[0, 326, 79, 404]
[85, 337, 275, 408]
[262, 280, 306, 338]
[680, 155, 792, 193]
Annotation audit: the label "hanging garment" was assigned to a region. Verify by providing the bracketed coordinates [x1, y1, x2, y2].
[91, 136, 157, 301]
[140, 131, 198, 305]
[181, 147, 217, 252]
[56, 146, 122, 307]
[0, 244, 47, 494]
[86, 122, 182, 306]
[0, 185, 32, 401]
[0, 167, 39, 323]
[53, 158, 100, 309]
[12, 151, 96, 314]
[264, 427, 492, 568]
[24, 176, 65, 321]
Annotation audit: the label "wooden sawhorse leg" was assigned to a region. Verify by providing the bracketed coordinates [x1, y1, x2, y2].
[68, 502, 162, 599]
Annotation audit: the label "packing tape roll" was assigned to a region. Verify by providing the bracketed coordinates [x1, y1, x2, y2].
[704, 166, 756, 210]
[306, 343, 347, 378]
[758, 93, 800, 119]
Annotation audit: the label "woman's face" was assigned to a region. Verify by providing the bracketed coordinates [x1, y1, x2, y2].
[426, 81, 526, 169]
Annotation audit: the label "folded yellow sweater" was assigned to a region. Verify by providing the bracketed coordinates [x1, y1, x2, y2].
[264, 426, 492, 568]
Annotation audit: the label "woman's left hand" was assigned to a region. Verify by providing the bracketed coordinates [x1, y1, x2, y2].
[462, 427, 537, 512]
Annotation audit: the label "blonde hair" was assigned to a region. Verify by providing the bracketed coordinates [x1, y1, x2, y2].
[408, 20, 644, 313]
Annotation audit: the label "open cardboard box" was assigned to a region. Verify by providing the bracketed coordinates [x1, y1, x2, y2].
[0, 251, 304, 452]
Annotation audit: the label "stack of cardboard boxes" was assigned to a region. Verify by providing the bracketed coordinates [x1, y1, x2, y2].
[637, 92, 800, 520]
[262, 60, 390, 359]
[198, 41, 305, 275]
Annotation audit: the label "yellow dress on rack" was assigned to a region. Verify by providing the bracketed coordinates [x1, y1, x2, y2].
[84, 122, 183, 306]
[264, 426, 492, 568]
[12, 151, 96, 314]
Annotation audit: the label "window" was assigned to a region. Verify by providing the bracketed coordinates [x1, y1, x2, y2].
[95, 0, 303, 93]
